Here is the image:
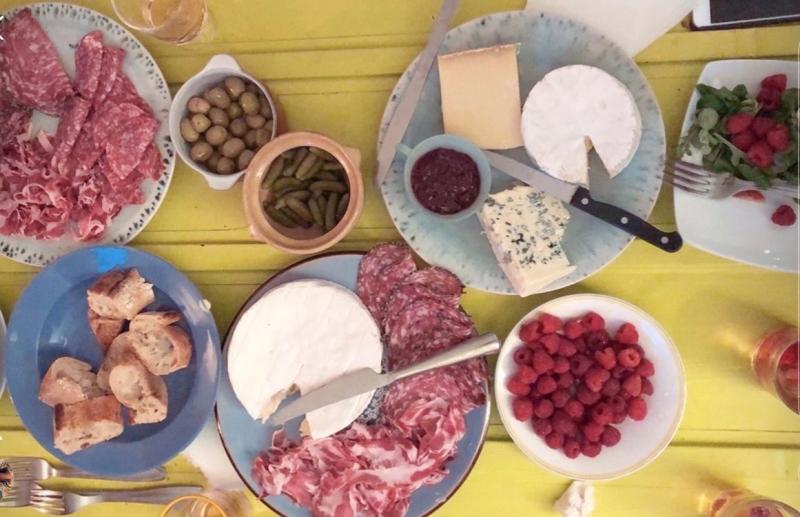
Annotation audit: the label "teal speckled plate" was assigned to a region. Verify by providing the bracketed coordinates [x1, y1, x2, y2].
[378, 10, 665, 295]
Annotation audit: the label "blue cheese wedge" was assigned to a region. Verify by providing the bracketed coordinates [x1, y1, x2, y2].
[478, 185, 575, 296]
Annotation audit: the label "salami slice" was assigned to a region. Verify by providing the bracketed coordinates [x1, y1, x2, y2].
[137, 144, 165, 180]
[357, 243, 416, 323]
[0, 108, 31, 149]
[75, 31, 104, 99]
[92, 102, 148, 146]
[382, 266, 463, 334]
[104, 115, 159, 179]
[93, 46, 125, 109]
[50, 97, 92, 175]
[106, 75, 152, 115]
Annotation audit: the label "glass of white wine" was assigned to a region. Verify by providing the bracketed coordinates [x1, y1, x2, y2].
[112, 0, 209, 44]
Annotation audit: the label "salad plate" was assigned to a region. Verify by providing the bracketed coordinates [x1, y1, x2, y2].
[675, 59, 799, 273]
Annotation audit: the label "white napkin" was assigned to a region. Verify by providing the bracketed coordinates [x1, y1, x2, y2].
[554, 481, 595, 517]
[525, 0, 699, 56]
[183, 416, 246, 491]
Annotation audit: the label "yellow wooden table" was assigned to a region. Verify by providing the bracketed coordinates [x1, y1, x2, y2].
[1, 1, 798, 515]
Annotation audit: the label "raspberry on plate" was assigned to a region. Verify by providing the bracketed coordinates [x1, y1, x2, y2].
[564, 399, 585, 420]
[553, 356, 571, 374]
[732, 129, 757, 152]
[516, 364, 538, 384]
[641, 377, 654, 396]
[532, 418, 553, 437]
[570, 354, 593, 376]
[534, 398, 555, 419]
[551, 388, 571, 408]
[512, 397, 534, 421]
[615, 323, 639, 345]
[581, 311, 605, 331]
[513, 346, 534, 365]
[545, 432, 565, 449]
[636, 358, 655, 377]
[532, 350, 555, 374]
[761, 73, 788, 92]
[595, 347, 617, 370]
[563, 318, 584, 339]
[538, 313, 563, 333]
[540, 334, 561, 354]
[552, 410, 577, 436]
[507, 377, 531, 396]
[591, 402, 613, 426]
[771, 205, 797, 227]
[557, 372, 574, 389]
[577, 384, 602, 406]
[757, 87, 781, 111]
[766, 124, 789, 151]
[746, 140, 774, 169]
[751, 116, 777, 138]
[558, 338, 578, 357]
[622, 374, 643, 397]
[584, 367, 611, 392]
[601, 425, 621, 446]
[582, 421, 604, 443]
[601, 377, 621, 397]
[586, 329, 610, 349]
[563, 438, 581, 459]
[725, 112, 753, 134]
[536, 374, 558, 395]
[581, 442, 602, 458]
[628, 397, 648, 421]
[519, 320, 542, 344]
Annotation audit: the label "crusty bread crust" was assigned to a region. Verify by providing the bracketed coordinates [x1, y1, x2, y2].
[87, 269, 155, 320]
[109, 353, 168, 425]
[39, 357, 105, 407]
[97, 332, 137, 391]
[132, 325, 192, 375]
[88, 309, 125, 353]
[129, 311, 181, 332]
[54, 395, 123, 455]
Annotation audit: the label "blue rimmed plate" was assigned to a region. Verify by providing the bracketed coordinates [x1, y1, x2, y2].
[6, 246, 220, 476]
[215, 253, 490, 517]
[378, 10, 666, 295]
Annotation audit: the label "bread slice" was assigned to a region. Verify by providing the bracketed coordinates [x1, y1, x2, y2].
[53, 395, 124, 455]
[39, 357, 105, 407]
[129, 311, 181, 332]
[87, 269, 155, 320]
[88, 309, 125, 352]
[108, 353, 168, 425]
[97, 332, 136, 391]
[130, 326, 192, 375]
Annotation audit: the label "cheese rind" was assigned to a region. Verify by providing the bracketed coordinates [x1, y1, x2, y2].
[521, 65, 642, 185]
[438, 44, 523, 150]
[478, 185, 574, 296]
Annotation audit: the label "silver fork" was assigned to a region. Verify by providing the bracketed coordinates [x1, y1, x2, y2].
[666, 159, 799, 199]
[0, 479, 33, 508]
[4, 457, 166, 482]
[29, 484, 203, 515]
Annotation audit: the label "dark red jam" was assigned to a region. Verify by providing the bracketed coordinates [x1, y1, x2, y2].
[410, 148, 480, 215]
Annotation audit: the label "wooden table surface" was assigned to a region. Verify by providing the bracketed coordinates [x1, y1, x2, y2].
[0, 1, 798, 515]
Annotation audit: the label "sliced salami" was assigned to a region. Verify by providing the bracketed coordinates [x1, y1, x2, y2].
[106, 75, 153, 115]
[137, 144, 165, 180]
[356, 243, 417, 322]
[50, 97, 92, 175]
[92, 102, 149, 146]
[93, 46, 125, 109]
[74, 31, 105, 100]
[0, 108, 31, 149]
[382, 266, 463, 334]
[104, 115, 159, 179]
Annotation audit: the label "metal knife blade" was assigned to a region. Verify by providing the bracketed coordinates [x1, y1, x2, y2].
[374, 0, 459, 189]
[485, 151, 683, 253]
[270, 333, 500, 426]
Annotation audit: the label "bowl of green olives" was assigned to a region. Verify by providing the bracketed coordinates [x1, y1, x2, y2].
[169, 54, 285, 190]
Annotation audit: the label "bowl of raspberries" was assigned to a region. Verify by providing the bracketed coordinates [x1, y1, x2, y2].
[495, 294, 686, 480]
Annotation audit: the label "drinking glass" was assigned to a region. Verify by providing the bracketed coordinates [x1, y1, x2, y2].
[752, 326, 799, 413]
[112, 0, 209, 44]
[161, 490, 250, 517]
[708, 489, 799, 517]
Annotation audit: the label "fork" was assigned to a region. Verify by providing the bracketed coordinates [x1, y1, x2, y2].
[29, 484, 203, 515]
[666, 160, 799, 199]
[4, 457, 166, 482]
[0, 479, 33, 508]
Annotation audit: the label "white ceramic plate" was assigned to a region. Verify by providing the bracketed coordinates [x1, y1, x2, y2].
[0, 3, 175, 267]
[495, 294, 686, 480]
[675, 60, 799, 273]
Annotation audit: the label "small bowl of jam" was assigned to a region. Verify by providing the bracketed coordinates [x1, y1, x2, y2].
[399, 134, 491, 221]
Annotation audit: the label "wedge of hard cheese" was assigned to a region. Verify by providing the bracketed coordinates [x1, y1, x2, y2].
[478, 185, 575, 296]
[438, 44, 523, 150]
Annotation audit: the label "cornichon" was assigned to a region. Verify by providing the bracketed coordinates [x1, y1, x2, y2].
[325, 192, 339, 232]
[322, 161, 344, 171]
[308, 197, 324, 227]
[271, 177, 303, 194]
[274, 189, 311, 209]
[265, 205, 297, 228]
[310, 180, 347, 193]
[309, 147, 334, 160]
[314, 170, 337, 181]
[262, 156, 285, 189]
[336, 193, 349, 220]
[280, 207, 307, 227]
[283, 147, 309, 176]
[286, 197, 314, 223]
[294, 152, 319, 180]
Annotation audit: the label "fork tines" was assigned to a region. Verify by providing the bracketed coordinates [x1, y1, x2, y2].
[665, 160, 713, 195]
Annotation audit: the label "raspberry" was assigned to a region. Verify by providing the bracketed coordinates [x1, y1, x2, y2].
[772, 205, 797, 227]
[564, 399, 584, 420]
[516, 364, 538, 384]
[512, 397, 534, 421]
[584, 367, 610, 392]
[532, 418, 552, 437]
[581, 311, 606, 331]
[552, 410, 577, 436]
[615, 323, 639, 345]
[538, 313, 563, 333]
[636, 358, 655, 377]
[551, 389, 570, 408]
[732, 129, 757, 152]
[607, 394, 627, 415]
[766, 124, 790, 151]
[507, 377, 531, 396]
[611, 411, 626, 424]
[761, 73, 788, 92]
[747, 140, 774, 169]
[563, 438, 581, 459]
[582, 421, 604, 443]
[621, 390, 633, 401]
[557, 372, 574, 389]
[617, 348, 641, 368]
[573, 337, 587, 352]
[733, 189, 766, 202]
[641, 377, 654, 396]
[757, 87, 782, 111]
[591, 402, 613, 426]
[532, 350, 555, 374]
[632, 344, 645, 356]
[545, 432, 565, 449]
[601, 425, 621, 446]
[534, 398, 554, 419]
[751, 116, 777, 138]
[622, 374, 642, 397]
[586, 329, 610, 350]
[611, 365, 627, 379]
[570, 354, 592, 376]
[513, 347, 533, 365]
[627, 397, 648, 421]
[725, 112, 753, 134]
[540, 334, 561, 354]
[536, 375, 558, 395]
[553, 356, 571, 374]
[601, 377, 621, 397]
[577, 384, 602, 405]
[519, 320, 542, 344]
[557, 338, 578, 357]
[581, 442, 602, 458]
[594, 347, 617, 370]
[563, 319, 585, 339]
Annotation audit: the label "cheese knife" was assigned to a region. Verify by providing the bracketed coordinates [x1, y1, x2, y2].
[270, 333, 500, 426]
[374, 0, 459, 189]
[485, 151, 683, 253]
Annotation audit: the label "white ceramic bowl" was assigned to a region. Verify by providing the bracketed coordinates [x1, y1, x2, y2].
[169, 54, 283, 190]
[495, 294, 686, 480]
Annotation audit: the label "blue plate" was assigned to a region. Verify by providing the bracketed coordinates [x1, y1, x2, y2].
[216, 253, 490, 517]
[379, 10, 666, 295]
[6, 246, 220, 476]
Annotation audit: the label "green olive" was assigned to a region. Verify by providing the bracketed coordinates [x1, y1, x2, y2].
[259, 96, 272, 118]
[205, 125, 228, 146]
[229, 118, 248, 138]
[253, 128, 271, 147]
[245, 82, 259, 94]
[221, 138, 246, 159]
[239, 91, 259, 115]
[180, 118, 199, 143]
[245, 114, 266, 129]
[226, 102, 243, 120]
[244, 129, 258, 149]
[216, 156, 235, 175]
[208, 107, 229, 127]
[204, 86, 231, 109]
[190, 113, 211, 133]
[206, 152, 220, 171]
[237, 149, 255, 171]
[187, 96, 210, 114]
[190, 140, 213, 162]
[224, 76, 246, 100]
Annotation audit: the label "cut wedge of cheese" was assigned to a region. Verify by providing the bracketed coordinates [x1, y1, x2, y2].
[521, 65, 642, 185]
[478, 185, 575, 296]
[227, 279, 383, 439]
[438, 44, 523, 150]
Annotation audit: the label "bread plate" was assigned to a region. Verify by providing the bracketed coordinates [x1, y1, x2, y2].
[6, 246, 220, 476]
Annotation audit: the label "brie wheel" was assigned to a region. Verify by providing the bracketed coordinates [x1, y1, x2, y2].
[227, 279, 383, 439]
[521, 65, 642, 185]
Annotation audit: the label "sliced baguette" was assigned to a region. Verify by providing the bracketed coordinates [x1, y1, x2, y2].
[53, 395, 123, 455]
[97, 332, 136, 391]
[87, 269, 155, 320]
[108, 352, 168, 425]
[39, 357, 105, 407]
[129, 311, 181, 332]
[130, 326, 192, 375]
[88, 309, 125, 352]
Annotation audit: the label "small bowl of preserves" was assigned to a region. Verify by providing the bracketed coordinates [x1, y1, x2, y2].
[399, 134, 491, 221]
[242, 131, 363, 254]
[169, 54, 285, 190]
